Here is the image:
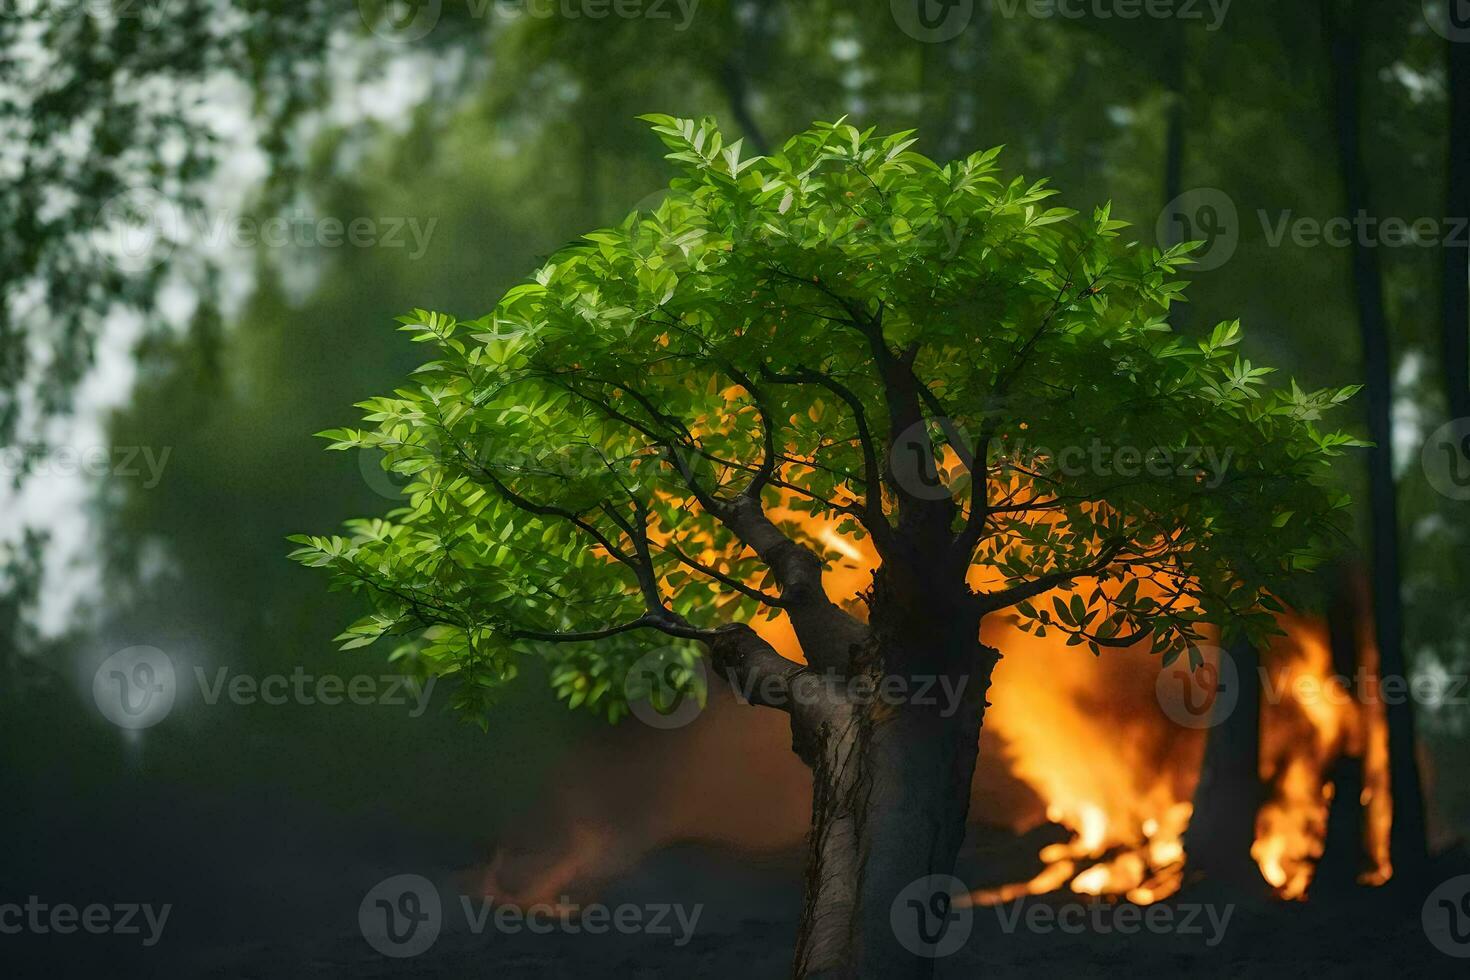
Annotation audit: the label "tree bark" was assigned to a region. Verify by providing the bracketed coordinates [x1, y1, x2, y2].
[791, 648, 997, 979]
[1321, 0, 1429, 875]
[1316, 564, 1368, 892]
[1183, 640, 1265, 890]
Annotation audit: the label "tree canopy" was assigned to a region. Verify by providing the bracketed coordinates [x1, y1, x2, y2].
[291, 116, 1361, 724]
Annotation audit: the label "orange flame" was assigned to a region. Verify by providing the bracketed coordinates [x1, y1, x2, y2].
[480, 509, 1392, 907]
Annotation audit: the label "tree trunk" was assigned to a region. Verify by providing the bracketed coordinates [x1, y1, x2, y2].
[1160, 21, 1188, 247]
[1321, 0, 1430, 876]
[1316, 564, 1368, 892]
[1183, 640, 1265, 890]
[1443, 27, 1470, 423]
[791, 641, 998, 978]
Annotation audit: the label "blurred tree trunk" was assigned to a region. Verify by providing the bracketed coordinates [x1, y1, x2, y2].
[1160, 22, 1190, 336]
[1443, 31, 1470, 422]
[718, 0, 772, 155]
[1161, 24, 1187, 246]
[920, 3, 987, 162]
[1316, 564, 1368, 891]
[1184, 641, 1265, 890]
[1321, 0, 1429, 876]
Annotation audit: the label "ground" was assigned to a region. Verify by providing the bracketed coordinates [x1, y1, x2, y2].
[3, 772, 1464, 978]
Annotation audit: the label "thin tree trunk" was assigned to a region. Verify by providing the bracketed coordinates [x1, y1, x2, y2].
[1443, 30, 1470, 422]
[1161, 23, 1188, 247]
[1316, 564, 1368, 891]
[717, 0, 772, 155]
[1184, 641, 1264, 890]
[1321, 0, 1429, 876]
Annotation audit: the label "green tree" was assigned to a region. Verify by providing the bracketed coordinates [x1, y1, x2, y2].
[292, 116, 1360, 976]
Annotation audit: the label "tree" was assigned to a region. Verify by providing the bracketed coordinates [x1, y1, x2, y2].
[291, 116, 1361, 977]
[1321, 0, 1429, 876]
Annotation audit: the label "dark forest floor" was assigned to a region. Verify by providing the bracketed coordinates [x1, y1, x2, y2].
[4, 770, 1467, 978]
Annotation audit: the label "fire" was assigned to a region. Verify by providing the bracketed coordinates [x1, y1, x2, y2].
[478, 508, 1393, 908]
[971, 612, 1204, 906]
[1254, 614, 1392, 898]
[974, 608, 1391, 907]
